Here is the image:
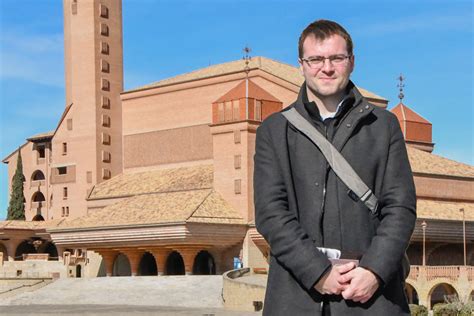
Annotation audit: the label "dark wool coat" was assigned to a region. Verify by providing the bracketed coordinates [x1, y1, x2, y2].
[254, 83, 417, 315]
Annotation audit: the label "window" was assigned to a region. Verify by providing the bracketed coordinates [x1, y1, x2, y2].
[86, 171, 92, 184]
[71, 0, 77, 14]
[255, 100, 262, 121]
[62, 143, 67, 155]
[218, 103, 224, 122]
[101, 96, 110, 109]
[100, 23, 109, 36]
[62, 206, 70, 217]
[37, 146, 45, 158]
[101, 78, 110, 91]
[101, 132, 111, 145]
[232, 100, 240, 120]
[67, 119, 73, 130]
[58, 167, 67, 175]
[234, 179, 242, 194]
[234, 130, 241, 144]
[102, 168, 111, 180]
[225, 101, 232, 122]
[102, 151, 111, 163]
[234, 155, 241, 169]
[101, 60, 110, 73]
[99, 4, 109, 18]
[100, 42, 109, 55]
[63, 187, 68, 200]
[101, 115, 111, 127]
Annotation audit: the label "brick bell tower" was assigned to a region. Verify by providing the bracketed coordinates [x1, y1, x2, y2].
[52, 0, 123, 218]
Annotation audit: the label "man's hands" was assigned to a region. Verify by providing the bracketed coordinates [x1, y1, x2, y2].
[314, 262, 355, 295]
[314, 263, 380, 304]
[338, 267, 380, 303]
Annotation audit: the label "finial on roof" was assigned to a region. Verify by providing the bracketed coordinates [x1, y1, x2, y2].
[243, 46, 252, 74]
[397, 73, 405, 102]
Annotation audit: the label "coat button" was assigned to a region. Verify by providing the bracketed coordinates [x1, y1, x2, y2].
[365, 105, 369, 109]
[359, 109, 363, 113]
[315, 182, 319, 186]
[346, 123, 351, 128]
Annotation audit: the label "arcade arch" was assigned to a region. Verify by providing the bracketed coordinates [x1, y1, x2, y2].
[405, 282, 419, 305]
[15, 240, 36, 260]
[113, 253, 131, 276]
[138, 252, 157, 276]
[429, 283, 458, 308]
[192, 250, 216, 275]
[32, 214, 45, 221]
[42, 242, 58, 260]
[165, 251, 185, 275]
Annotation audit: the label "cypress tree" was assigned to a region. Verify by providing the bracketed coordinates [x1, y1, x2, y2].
[7, 148, 26, 220]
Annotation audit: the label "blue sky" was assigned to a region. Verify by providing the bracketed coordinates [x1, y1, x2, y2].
[0, 0, 472, 219]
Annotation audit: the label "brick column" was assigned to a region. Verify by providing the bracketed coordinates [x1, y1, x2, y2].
[177, 248, 199, 275]
[149, 249, 171, 276]
[98, 250, 118, 277]
[123, 250, 144, 276]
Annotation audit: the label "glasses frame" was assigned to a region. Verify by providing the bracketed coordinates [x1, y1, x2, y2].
[300, 54, 352, 69]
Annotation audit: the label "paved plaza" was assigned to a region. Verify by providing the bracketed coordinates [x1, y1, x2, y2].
[0, 276, 262, 315]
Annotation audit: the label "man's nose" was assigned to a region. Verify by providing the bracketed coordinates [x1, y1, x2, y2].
[321, 58, 335, 72]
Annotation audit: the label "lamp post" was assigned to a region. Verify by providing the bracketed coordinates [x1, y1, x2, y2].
[421, 221, 427, 266]
[460, 208, 466, 266]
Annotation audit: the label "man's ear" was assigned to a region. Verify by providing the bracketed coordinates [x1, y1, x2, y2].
[298, 59, 304, 75]
[349, 55, 355, 73]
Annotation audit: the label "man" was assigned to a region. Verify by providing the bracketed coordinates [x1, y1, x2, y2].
[254, 20, 416, 315]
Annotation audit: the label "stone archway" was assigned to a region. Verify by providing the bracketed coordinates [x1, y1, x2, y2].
[192, 250, 216, 275]
[165, 251, 185, 275]
[113, 253, 131, 276]
[405, 282, 419, 305]
[138, 252, 157, 276]
[429, 283, 458, 308]
[15, 240, 36, 260]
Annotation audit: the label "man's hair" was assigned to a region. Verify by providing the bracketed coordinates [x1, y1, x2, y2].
[298, 20, 353, 58]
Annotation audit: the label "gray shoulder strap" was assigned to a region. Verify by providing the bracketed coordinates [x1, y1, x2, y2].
[282, 108, 379, 214]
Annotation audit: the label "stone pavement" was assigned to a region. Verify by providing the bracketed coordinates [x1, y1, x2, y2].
[0, 276, 262, 315]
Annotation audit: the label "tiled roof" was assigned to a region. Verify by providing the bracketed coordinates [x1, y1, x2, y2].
[417, 199, 474, 221]
[391, 103, 431, 123]
[26, 130, 55, 142]
[56, 189, 244, 229]
[127, 56, 387, 102]
[0, 219, 65, 230]
[89, 164, 213, 199]
[407, 146, 474, 178]
[214, 79, 280, 103]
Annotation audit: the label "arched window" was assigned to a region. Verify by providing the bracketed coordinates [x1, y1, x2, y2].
[31, 170, 45, 181]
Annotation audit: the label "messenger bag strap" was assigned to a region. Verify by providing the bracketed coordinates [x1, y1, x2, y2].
[282, 108, 379, 214]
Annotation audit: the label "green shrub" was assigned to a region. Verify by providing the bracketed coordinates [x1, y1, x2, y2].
[409, 304, 428, 316]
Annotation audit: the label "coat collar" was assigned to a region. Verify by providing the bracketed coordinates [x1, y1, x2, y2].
[291, 81, 376, 151]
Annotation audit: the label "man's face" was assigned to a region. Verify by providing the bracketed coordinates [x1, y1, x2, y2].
[299, 34, 354, 99]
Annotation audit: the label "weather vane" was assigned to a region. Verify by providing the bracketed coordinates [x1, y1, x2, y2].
[397, 74, 405, 102]
[243, 46, 252, 74]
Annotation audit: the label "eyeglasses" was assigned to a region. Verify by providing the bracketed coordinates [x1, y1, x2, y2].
[301, 54, 351, 69]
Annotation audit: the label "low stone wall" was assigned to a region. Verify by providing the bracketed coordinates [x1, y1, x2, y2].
[0, 261, 67, 279]
[222, 268, 266, 312]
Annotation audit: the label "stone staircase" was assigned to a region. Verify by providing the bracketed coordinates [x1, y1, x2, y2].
[0, 275, 224, 308]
